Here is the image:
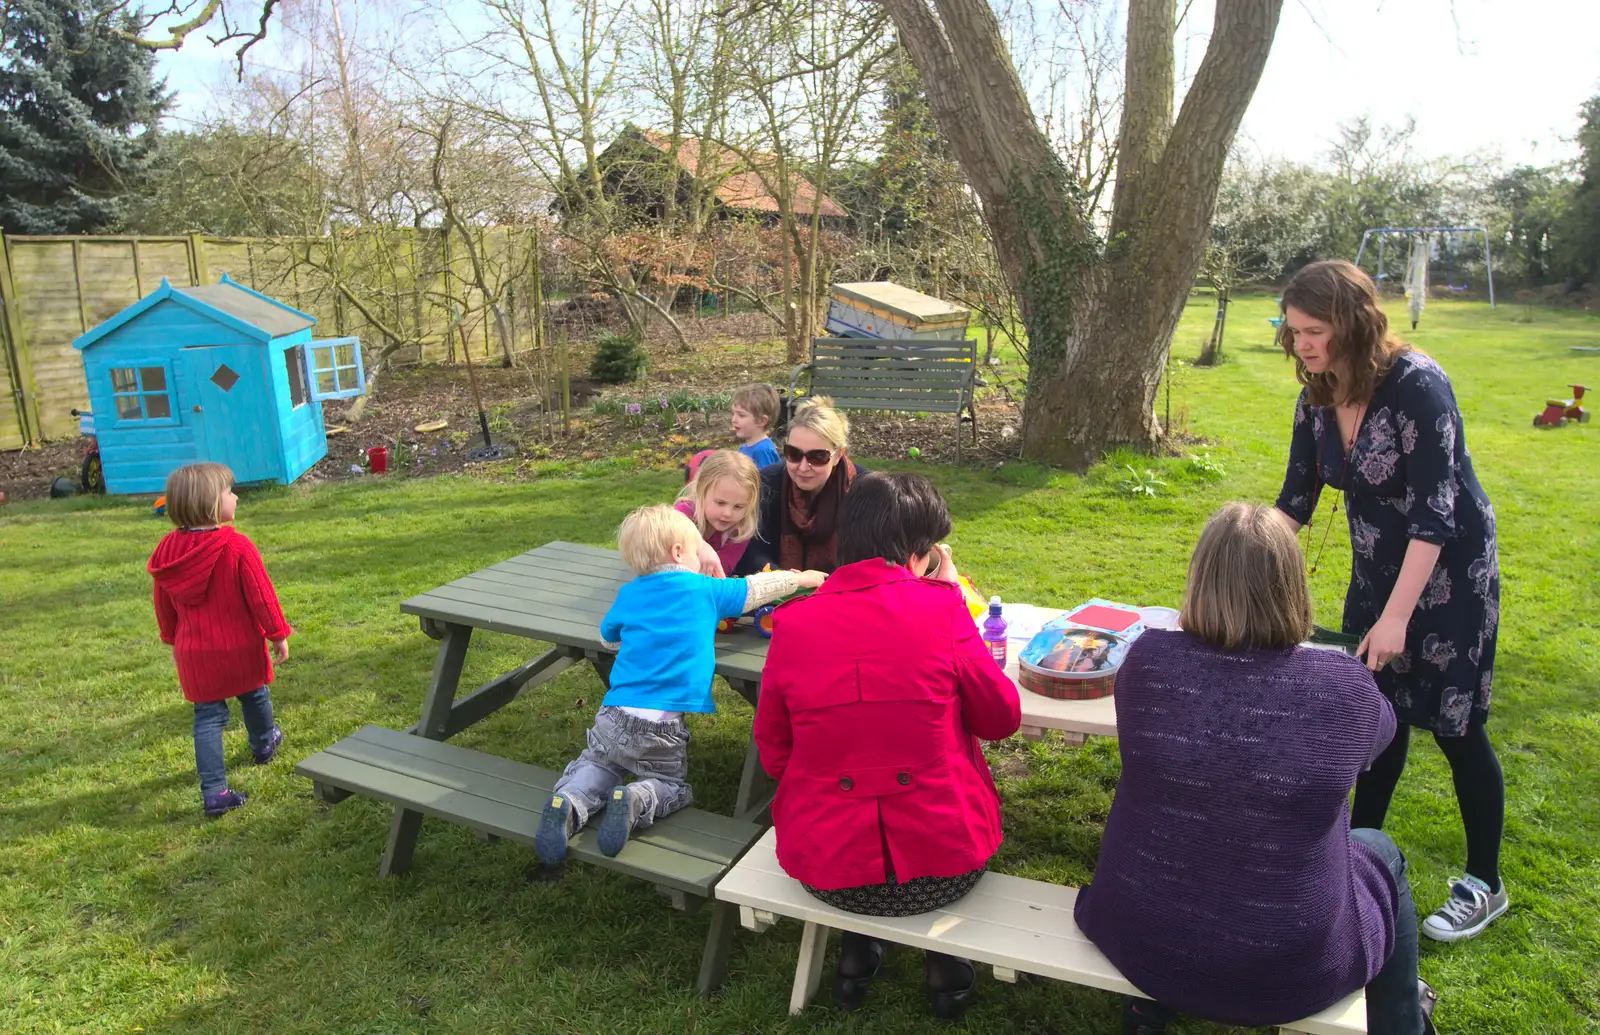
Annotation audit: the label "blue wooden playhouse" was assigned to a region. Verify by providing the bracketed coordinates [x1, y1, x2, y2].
[72, 275, 364, 495]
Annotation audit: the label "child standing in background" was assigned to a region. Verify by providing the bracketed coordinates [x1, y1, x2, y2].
[148, 463, 291, 817]
[675, 449, 760, 579]
[731, 383, 782, 469]
[535, 505, 824, 864]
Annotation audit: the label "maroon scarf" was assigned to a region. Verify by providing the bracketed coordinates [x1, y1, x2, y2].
[779, 456, 857, 573]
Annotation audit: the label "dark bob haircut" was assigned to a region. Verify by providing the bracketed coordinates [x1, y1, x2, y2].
[836, 471, 953, 568]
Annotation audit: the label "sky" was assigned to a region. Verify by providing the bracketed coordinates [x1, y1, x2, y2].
[1230, 0, 1599, 166]
[157, 0, 1600, 169]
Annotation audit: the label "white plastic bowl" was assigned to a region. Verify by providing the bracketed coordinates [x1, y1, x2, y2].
[1139, 606, 1181, 631]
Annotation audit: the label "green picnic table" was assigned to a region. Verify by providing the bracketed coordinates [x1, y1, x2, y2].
[295, 541, 777, 992]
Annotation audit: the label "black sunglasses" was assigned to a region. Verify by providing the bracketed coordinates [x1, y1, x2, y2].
[783, 444, 836, 467]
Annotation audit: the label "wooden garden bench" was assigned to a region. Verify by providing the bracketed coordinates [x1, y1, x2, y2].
[789, 337, 978, 459]
[713, 829, 1367, 1034]
[297, 725, 763, 909]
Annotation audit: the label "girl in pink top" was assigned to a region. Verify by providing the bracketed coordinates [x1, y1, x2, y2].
[674, 449, 760, 577]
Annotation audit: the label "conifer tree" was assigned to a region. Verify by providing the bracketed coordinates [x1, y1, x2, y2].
[0, 0, 168, 234]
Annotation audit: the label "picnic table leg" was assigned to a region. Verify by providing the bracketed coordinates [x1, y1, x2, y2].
[696, 900, 739, 995]
[733, 736, 776, 823]
[726, 676, 774, 822]
[584, 648, 616, 688]
[788, 921, 831, 1014]
[697, 674, 770, 994]
[381, 622, 472, 878]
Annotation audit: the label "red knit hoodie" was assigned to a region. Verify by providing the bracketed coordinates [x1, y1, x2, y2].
[149, 526, 291, 703]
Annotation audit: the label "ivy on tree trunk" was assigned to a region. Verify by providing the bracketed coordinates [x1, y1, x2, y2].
[878, 0, 1284, 469]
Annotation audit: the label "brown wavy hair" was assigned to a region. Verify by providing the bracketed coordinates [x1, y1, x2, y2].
[1278, 259, 1411, 407]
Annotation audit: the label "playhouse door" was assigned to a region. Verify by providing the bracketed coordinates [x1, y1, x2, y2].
[183, 345, 278, 484]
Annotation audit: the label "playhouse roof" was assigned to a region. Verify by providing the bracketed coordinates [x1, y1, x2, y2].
[73, 275, 317, 351]
[177, 283, 315, 337]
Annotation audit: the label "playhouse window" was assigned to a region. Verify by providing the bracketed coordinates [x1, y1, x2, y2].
[110, 365, 173, 421]
[285, 346, 307, 407]
[304, 337, 365, 401]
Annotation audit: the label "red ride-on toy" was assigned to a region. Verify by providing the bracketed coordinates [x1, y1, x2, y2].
[69, 409, 106, 493]
[1534, 385, 1590, 427]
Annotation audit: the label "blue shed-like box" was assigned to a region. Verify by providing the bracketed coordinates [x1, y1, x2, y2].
[72, 275, 365, 495]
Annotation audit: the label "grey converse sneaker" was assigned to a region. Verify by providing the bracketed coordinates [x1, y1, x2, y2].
[1422, 876, 1508, 942]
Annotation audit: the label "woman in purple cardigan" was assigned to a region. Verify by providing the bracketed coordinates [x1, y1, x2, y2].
[1074, 503, 1437, 1035]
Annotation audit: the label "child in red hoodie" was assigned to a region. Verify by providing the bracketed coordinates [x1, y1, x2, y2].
[148, 463, 292, 816]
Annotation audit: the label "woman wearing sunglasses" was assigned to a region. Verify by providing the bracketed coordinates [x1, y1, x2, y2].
[735, 396, 866, 575]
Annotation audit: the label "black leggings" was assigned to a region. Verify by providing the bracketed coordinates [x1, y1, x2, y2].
[1351, 722, 1505, 891]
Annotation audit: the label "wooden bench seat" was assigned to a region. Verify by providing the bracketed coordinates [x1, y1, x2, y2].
[790, 337, 978, 458]
[296, 724, 764, 903]
[713, 829, 1366, 1035]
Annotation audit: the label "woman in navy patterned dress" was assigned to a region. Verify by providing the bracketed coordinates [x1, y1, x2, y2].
[1273, 260, 1507, 944]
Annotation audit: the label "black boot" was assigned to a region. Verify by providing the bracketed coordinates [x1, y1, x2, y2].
[1420, 978, 1439, 1035]
[833, 933, 883, 1011]
[925, 951, 976, 1021]
[1123, 997, 1173, 1035]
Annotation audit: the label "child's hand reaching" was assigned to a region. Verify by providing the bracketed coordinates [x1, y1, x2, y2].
[931, 544, 959, 584]
[794, 569, 827, 591]
[696, 540, 727, 579]
[269, 638, 290, 663]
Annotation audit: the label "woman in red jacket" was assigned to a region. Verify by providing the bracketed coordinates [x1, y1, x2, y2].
[756, 472, 1021, 1019]
[149, 463, 292, 817]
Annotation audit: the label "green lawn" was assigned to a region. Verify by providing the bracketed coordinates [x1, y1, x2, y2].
[2, 294, 1596, 1034]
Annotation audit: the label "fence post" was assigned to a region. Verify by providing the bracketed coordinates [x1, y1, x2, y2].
[0, 234, 41, 446]
[70, 240, 90, 333]
[188, 233, 210, 286]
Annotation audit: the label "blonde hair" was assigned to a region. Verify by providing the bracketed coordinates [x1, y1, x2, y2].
[731, 383, 780, 434]
[676, 450, 760, 543]
[787, 395, 849, 452]
[1180, 502, 1313, 652]
[164, 462, 234, 528]
[617, 503, 701, 573]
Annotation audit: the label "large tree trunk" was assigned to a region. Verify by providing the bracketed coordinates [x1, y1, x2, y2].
[878, 0, 1283, 469]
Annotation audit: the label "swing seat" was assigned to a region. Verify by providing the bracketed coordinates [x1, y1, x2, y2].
[1268, 317, 1284, 329]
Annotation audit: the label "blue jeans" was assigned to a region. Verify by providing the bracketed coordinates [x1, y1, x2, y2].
[1352, 827, 1424, 1035]
[1126, 828, 1424, 1035]
[552, 706, 693, 829]
[193, 687, 276, 797]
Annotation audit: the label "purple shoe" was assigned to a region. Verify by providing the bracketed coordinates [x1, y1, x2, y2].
[252, 725, 284, 765]
[203, 789, 249, 817]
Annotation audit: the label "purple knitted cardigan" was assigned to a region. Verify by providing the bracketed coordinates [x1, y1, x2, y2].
[1074, 630, 1400, 1027]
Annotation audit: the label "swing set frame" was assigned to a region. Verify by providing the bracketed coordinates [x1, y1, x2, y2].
[1354, 227, 1496, 308]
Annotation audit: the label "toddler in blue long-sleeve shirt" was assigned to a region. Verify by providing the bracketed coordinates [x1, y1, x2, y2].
[732, 382, 782, 469]
[535, 504, 824, 865]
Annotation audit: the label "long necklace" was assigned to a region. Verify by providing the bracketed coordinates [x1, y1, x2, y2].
[1307, 402, 1366, 576]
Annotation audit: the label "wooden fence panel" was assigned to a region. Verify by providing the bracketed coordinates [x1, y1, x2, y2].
[0, 323, 22, 450]
[11, 240, 92, 438]
[79, 241, 145, 328]
[136, 239, 196, 293]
